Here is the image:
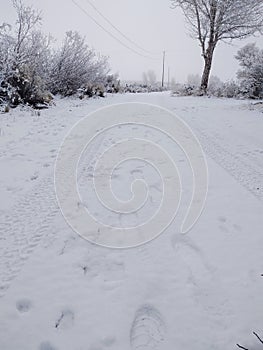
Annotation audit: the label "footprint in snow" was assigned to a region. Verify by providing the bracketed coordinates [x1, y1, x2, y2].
[130, 304, 165, 349]
[171, 234, 214, 284]
[101, 336, 116, 347]
[218, 216, 230, 233]
[16, 298, 32, 313]
[218, 216, 227, 223]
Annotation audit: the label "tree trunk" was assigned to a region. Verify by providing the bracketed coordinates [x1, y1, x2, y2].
[201, 46, 215, 93]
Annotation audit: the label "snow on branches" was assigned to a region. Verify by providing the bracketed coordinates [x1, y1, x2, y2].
[0, 1, 110, 108]
[171, 0, 263, 91]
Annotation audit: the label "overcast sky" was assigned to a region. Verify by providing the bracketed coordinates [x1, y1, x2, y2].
[1, 0, 262, 83]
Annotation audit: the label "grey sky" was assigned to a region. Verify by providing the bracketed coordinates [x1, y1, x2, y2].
[1, 0, 262, 83]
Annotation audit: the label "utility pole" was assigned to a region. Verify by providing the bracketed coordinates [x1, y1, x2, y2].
[168, 67, 170, 90]
[161, 51, 165, 88]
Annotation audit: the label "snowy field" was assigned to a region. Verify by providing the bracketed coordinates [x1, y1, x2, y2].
[0, 92, 263, 350]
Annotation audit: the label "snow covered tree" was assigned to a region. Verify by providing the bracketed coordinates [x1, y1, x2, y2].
[0, 0, 51, 106]
[49, 31, 109, 96]
[86, 54, 109, 86]
[236, 43, 263, 99]
[12, 0, 42, 65]
[11, 29, 52, 105]
[0, 24, 16, 104]
[171, 0, 263, 92]
[0, 1, 110, 106]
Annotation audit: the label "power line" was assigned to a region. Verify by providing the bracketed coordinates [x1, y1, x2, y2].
[84, 0, 159, 56]
[71, 0, 159, 60]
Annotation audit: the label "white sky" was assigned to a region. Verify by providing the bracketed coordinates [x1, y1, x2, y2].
[1, 0, 263, 83]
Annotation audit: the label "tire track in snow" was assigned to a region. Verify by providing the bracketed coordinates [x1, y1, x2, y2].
[0, 133, 102, 297]
[0, 117, 107, 298]
[0, 174, 58, 297]
[194, 128, 263, 201]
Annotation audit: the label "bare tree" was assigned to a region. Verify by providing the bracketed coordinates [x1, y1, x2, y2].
[12, 0, 42, 63]
[171, 0, 263, 92]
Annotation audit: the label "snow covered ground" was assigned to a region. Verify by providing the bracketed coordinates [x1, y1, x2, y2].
[0, 92, 263, 350]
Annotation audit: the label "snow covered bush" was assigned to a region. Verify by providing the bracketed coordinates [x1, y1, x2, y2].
[208, 78, 241, 99]
[11, 30, 53, 106]
[0, 1, 110, 107]
[172, 74, 243, 99]
[208, 76, 224, 96]
[236, 43, 263, 99]
[49, 31, 109, 97]
[221, 81, 241, 98]
[172, 75, 224, 97]
[105, 74, 121, 93]
[0, 1, 52, 107]
[172, 82, 203, 97]
[174, 80, 242, 99]
[122, 83, 165, 94]
[0, 23, 18, 105]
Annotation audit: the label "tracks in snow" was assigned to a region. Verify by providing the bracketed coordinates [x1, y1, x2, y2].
[0, 126, 107, 298]
[0, 174, 58, 297]
[194, 128, 263, 201]
[130, 304, 166, 350]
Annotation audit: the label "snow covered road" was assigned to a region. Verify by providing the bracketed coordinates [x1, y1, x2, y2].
[0, 93, 263, 350]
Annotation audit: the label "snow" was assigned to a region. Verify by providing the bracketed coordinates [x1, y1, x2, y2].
[0, 92, 263, 350]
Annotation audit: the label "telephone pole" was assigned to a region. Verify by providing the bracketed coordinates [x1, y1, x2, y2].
[161, 51, 165, 88]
